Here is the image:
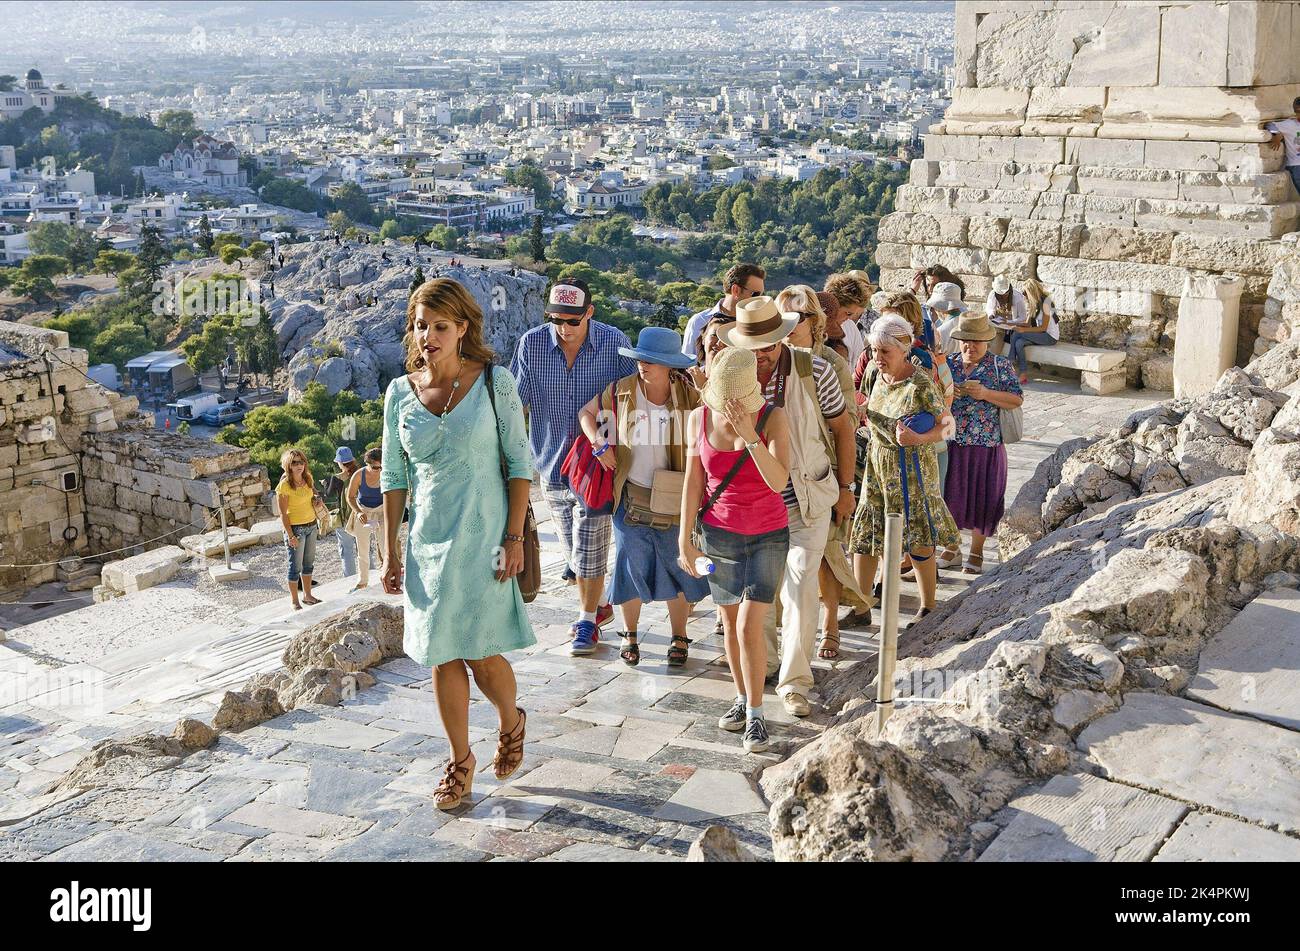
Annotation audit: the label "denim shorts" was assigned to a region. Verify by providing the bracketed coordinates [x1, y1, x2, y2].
[698, 523, 790, 606]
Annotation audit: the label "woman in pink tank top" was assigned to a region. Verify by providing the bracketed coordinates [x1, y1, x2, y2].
[678, 346, 791, 753]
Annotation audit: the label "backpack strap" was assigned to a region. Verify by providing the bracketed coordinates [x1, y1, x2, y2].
[792, 348, 838, 473]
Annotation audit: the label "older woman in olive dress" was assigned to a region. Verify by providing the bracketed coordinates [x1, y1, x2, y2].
[849, 314, 959, 628]
[381, 278, 535, 811]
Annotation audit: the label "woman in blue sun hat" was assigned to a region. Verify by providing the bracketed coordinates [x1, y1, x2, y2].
[577, 326, 710, 668]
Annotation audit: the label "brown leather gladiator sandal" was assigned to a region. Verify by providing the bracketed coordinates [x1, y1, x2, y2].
[492, 707, 527, 781]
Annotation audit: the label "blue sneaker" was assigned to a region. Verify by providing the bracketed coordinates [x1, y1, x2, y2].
[568, 620, 599, 656]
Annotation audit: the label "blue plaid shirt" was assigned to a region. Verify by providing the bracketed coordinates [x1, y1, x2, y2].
[510, 320, 636, 489]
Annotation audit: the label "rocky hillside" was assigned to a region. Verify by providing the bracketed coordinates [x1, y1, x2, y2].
[262, 243, 547, 401]
[761, 340, 1300, 861]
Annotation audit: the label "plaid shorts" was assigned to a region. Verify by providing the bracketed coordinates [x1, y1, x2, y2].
[543, 486, 613, 579]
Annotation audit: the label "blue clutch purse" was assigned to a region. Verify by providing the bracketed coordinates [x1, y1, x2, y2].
[900, 412, 936, 434]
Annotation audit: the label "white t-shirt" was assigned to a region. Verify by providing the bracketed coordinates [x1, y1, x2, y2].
[1039, 295, 1060, 341]
[626, 386, 670, 488]
[840, 319, 865, 372]
[936, 314, 961, 354]
[1266, 118, 1300, 167]
[986, 289, 1027, 327]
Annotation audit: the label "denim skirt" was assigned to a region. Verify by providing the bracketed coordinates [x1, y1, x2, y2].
[698, 523, 790, 606]
[610, 501, 711, 606]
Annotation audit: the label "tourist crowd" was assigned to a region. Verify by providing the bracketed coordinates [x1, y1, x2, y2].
[274, 262, 1044, 805]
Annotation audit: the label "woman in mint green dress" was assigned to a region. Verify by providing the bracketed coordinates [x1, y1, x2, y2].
[380, 278, 534, 811]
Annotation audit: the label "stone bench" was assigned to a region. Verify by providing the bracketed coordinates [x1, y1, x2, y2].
[1001, 340, 1127, 395]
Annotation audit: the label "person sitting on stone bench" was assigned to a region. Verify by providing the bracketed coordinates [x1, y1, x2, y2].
[985, 274, 1027, 331]
[1265, 96, 1300, 201]
[1004, 279, 1059, 385]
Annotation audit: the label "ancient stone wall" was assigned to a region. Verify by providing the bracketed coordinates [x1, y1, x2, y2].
[879, 0, 1300, 386]
[0, 324, 138, 590]
[0, 320, 269, 590]
[80, 431, 269, 559]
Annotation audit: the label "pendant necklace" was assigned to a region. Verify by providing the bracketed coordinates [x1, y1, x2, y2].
[431, 356, 463, 417]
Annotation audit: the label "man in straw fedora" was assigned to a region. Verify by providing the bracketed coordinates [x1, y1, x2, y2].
[719, 295, 857, 718]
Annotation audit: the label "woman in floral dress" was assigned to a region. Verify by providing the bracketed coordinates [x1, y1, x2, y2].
[849, 314, 959, 628]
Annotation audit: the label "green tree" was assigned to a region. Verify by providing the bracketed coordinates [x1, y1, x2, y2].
[91, 321, 152, 369]
[246, 241, 269, 261]
[326, 210, 351, 234]
[425, 224, 460, 251]
[26, 222, 96, 270]
[378, 219, 401, 241]
[197, 213, 214, 254]
[156, 109, 200, 140]
[731, 193, 755, 233]
[329, 182, 375, 226]
[529, 215, 546, 262]
[136, 224, 168, 281]
[219, 244, 248, 267]
[410, 265, 426, 295]
[93, 249, 135, 275]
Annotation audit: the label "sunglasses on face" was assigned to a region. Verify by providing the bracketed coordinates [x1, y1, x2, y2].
[548, 316, 583, 327]
[754, 343, 780, 355]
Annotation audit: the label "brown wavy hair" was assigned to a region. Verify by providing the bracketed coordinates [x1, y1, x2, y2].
[823, 273, 869, 309]
[404, 278, 496, 373]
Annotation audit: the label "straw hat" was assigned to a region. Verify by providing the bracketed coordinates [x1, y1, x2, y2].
[949, 313, 997, 342]
[847, 269, 877, 295]
[700, 346, 766, 415]
[717, 295, 797, 350]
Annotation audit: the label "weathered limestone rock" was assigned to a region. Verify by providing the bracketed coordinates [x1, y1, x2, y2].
[52, 734, 186, 792]
[277, 667, 377, 711]
[212, 687, 285, 733]
[99, 545, 188, 595]
[171, 718, 218, 752]
[764, 713, 971, 862]
[282, 602, 404, 672]
[686, 826, 759, 863]
[272, 244, 546, 401]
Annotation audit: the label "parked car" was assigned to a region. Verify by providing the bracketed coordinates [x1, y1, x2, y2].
[199, 402, 248, 427]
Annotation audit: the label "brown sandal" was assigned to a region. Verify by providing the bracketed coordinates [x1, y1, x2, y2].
[433, 751, 476, 810]
[818, 632, 841, 660]
[492, 708, 526, 781]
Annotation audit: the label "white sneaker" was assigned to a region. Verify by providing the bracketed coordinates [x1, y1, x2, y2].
[782, 692, 811, 717]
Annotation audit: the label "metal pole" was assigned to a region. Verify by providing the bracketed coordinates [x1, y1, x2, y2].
[218, 490, 231, 569]
[875, 512, 903, 736]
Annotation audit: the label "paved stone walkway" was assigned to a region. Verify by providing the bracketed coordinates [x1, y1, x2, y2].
[0, 379, 1165, 861]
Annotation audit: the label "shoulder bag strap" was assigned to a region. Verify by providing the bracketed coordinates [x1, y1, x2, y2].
[699, 402, 773, 519]
[483, 363, 510, 486]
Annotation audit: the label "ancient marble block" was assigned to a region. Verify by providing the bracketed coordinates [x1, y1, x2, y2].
[1173, 274, 1244, 399]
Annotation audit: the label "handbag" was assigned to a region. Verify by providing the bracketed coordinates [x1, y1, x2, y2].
[558, 386, 615, 515]
[311, 495, 333, 536]
[995, 357, 1024, 445]
[649, 468, 684, 519]
[485, 364, 541, 603]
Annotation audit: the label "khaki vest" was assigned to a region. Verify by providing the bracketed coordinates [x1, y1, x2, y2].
[782, 348, 839, 522]
[606, 373, 699, 509]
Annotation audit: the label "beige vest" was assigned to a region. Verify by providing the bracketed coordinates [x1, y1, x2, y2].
[782, 348, 838, 522]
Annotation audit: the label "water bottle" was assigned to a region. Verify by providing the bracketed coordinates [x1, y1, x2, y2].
[694, 556, 715, 575]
